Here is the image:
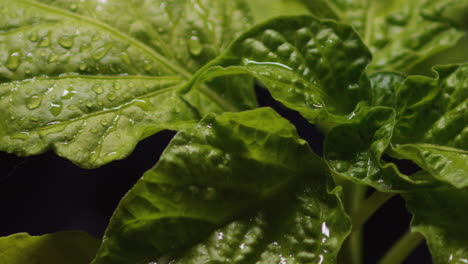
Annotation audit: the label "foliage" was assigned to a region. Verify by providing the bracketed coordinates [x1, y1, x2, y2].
[0, 0, 467, 263]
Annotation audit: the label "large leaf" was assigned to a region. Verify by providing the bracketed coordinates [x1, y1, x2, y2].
[0, 0, 256, 168]
[404, 186, 468, 264]
[325, 63, 468, 191]
[301, 0, 466, 73]
[92, 108, 350, 264]
[185, 15, 372, 132]
[0, 231, 100, 264]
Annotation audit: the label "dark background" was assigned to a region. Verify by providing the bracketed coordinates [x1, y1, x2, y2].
[0, 86, 431, 263]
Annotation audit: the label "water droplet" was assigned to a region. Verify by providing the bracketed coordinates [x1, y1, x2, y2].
[79, 64, 87, 71]
[49, 102, 63, 116]
[80, 43, 91, 52]
[188, 35, 202, 56]
[6, 51, 21, 71]
[30, 116, 40, 122]
[25, 68, 32, 75]
[28, 31, 38, 42]
[62, 87, 75, 100]
[92, 44, 112, 60]
[118, 52, 131, 64]
[67, 105, 78, 110]
[90, 128, 98, 134]
[38, 36, 50, 47]
[58, 36, 74, 49]
[86, 100, 93, 108]
[48, 53, 58, 63]
[27, 95, 42, 110]
[113, 82, 121, 90]
[143, 60, 153, 71]
[92, 84, 104, 94]
[106, 92, 116, 101]
[100, 120, 108, 126]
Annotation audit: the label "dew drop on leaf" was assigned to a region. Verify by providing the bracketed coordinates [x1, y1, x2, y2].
[6, 51, 21, 71]
[188, 35, 202, 56]
[79, 64, 87, 71]
[107, 92, 117, 101]
[62, 87, 75, 100]
[93, 44, 112, 60]
[27, 95, 42, 110]
[48, 53, 58, 63]
[113, 81, 121, 90]
[49, 102, 63, 116]
[80, 43, 91, 52]
[92, 84, 104, 94]
[28, 31, 38, 42]
[118, 52, 131, 64]
[38, 36, 50, 47]
[58, 36, 74, 49]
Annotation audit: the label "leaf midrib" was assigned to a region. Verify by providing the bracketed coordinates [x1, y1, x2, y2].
[19, 0, 193, 79]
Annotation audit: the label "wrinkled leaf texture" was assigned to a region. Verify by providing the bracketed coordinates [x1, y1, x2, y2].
[93, 108, 350, 264]
[0, 0, 257, 168]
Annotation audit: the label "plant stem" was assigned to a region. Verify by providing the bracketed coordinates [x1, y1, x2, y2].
[339, 183, 367, 264]
[352, 191, 396, 228]
[378, 231, 425, 264]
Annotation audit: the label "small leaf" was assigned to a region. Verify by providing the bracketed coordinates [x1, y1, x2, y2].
[325, 63, 468, 191]
[0, 231, 100, 264]
[92, 108, 350, 264]
[404, 186, 468, 264]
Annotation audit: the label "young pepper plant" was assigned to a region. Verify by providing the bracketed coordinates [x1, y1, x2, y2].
[0, 0, 467, 263]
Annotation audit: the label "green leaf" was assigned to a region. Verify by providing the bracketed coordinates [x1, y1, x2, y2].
[304, 0, 466, 73]
[324, 107, 437, 191]
[325, 63, 468, 191]
[404, 187, 468, 264]
[186, 15, 372, 132]
[0, 231, 100, 264]
[389, 64, 468, 188]
[0, 0, 256, 168]
[92, 108, 350, 264]
[368, 71, 406, 107]
[246, 0, 311, 23]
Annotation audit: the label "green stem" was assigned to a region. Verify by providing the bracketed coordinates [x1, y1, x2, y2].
[378, 231, 425, 264]
[352, 191, 396, 228]
[338, 183, 367, 264]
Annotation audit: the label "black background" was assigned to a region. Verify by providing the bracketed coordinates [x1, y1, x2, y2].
[0, 86, 431, 263]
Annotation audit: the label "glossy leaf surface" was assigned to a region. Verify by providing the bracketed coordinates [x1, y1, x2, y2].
[0, 231, 100, 264]
[188, 15, 372, 131]
[404, 187, 468, 264]
[301, 0, 466, 73]
[92, 108, 350, 264]
[325, 64, 467, 191]
[0, 0, 256, 168]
